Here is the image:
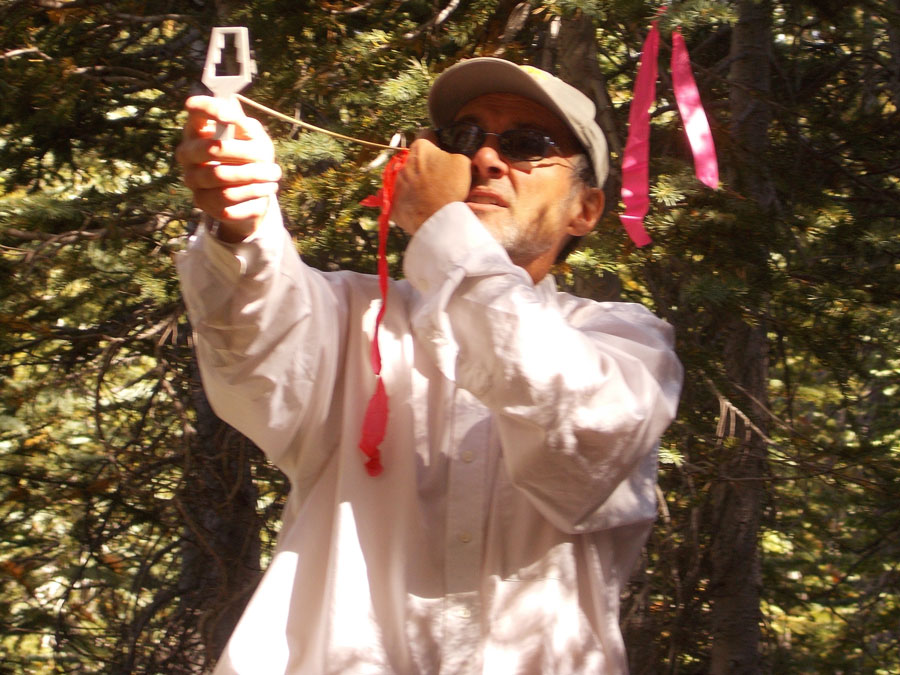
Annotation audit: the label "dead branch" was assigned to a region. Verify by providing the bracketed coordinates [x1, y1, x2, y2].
[1, 47, 52, 60]
[403, 0, 461, 40]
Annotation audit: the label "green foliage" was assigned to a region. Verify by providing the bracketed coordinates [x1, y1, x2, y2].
[613, 3, 900, 670]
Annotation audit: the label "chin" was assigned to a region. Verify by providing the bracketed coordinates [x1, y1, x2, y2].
[474, 214, 515, 247]
[468, 203, 508, 225]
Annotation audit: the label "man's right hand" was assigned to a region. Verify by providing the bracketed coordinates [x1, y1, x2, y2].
[392, 132, 471, 236]
[176, 96, 282, 242]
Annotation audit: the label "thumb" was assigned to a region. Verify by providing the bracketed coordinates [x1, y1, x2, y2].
[212, 96, 246, 141]
[184, 95, 254, 140]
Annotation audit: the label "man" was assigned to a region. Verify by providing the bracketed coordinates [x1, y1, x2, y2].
[176, 57, 682, 674]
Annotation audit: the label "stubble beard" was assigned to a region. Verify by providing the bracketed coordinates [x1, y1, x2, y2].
[475, 212, 551, 267]
[474, 188, 578, 268]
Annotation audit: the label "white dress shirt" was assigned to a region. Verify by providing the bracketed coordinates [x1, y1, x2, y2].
[177, 201, 682, 674]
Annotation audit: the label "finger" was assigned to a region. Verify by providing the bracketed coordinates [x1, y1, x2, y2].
[194, 187, 278, 223]
[207, 134, 275, 162]
[405, 136, 470, 175]
[219, 182, 280, 205]
[209, 105, 270, 143]
[177, 137, 277, 170]
[183, 96, 229, 137]
[183, 162, 282, 191]
[220, 197, 273, 223]
[197, 181, 279, 208]
[182, 96, 264, 142]
[414, 128, 439, 144]
[210, 161, 282, 185]
[184, 95, 245, 128]
[408, 133, 440, 154]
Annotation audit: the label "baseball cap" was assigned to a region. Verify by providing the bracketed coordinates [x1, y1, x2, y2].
[428, 57, 609, 186]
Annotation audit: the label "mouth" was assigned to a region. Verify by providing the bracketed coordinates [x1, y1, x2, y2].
[465, 188, 509, 209]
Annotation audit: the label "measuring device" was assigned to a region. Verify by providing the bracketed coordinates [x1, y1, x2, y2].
[202, 27, 257, 141]
[201, 26, 399, 151]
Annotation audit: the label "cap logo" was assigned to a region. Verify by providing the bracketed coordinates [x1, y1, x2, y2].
[519, 65, 551, 82]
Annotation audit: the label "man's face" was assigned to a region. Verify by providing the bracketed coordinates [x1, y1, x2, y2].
[453, 93, 598, 281]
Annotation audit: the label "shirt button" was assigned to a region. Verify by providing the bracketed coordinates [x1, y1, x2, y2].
[458, 531, 472, 544]
[456, 607, 472, 619]
[461, 450, 474, 463]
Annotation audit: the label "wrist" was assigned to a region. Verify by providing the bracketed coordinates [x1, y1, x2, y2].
[207, 195, 273, 242]
[212, 219, 257, 243]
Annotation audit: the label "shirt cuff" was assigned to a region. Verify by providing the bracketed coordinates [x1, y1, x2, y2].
[190, 197, 286, 280]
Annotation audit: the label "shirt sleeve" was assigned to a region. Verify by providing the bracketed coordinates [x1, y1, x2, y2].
[175, 202, 345, 479]
[403, 202, 683, 534]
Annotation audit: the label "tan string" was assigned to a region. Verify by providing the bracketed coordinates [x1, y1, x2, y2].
[235, 93, 401, 151]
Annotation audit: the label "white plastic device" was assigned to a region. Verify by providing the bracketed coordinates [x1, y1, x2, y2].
[202, 27, 257, 140]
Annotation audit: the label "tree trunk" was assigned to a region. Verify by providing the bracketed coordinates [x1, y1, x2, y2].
[534, 12, 624, 209]
[553, 15, 625, 162]
[708, 1, 775, 673]
[727, 0, 777, 213]
[885, 0, 900, 108]
[177, 362, 265, 668]
[707, 326, 769, 675]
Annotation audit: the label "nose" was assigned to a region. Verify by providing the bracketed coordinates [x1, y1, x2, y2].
[469, 137, 509, 181]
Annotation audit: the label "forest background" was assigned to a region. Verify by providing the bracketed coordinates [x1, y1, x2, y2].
[1, 0, 898, 673]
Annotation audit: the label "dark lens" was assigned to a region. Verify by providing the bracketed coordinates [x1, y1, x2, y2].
[437, 123, 484, 156]
[500, 129, 550, 161]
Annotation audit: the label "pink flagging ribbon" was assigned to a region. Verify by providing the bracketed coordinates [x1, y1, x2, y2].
[358, 150, 409, 477]
[671, 29, 719, 190]
[619, 21, 660, 247]
[620, 22, 719, 246]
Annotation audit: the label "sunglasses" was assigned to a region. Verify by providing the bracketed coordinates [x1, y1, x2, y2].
[435, 121, 562, 162]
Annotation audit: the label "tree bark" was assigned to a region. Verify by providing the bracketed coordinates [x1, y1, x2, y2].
[708, 326, 769, 675]
[178, 362, 265, 667]
[708, 1, 775, 673]
[538, 13, 626, 259]
[727, 0, 777, 212]
[885, 0, 900, 109]
[553, 15, 624, 162]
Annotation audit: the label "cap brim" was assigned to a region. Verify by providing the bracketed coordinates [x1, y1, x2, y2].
[429, 58, 568, 130]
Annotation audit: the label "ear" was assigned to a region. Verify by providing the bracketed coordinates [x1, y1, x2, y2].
[567, 187, 605, 237]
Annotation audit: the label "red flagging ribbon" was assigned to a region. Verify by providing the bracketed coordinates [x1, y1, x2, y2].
[620, 21, 719, 246]
[357, 150, 409, 476]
